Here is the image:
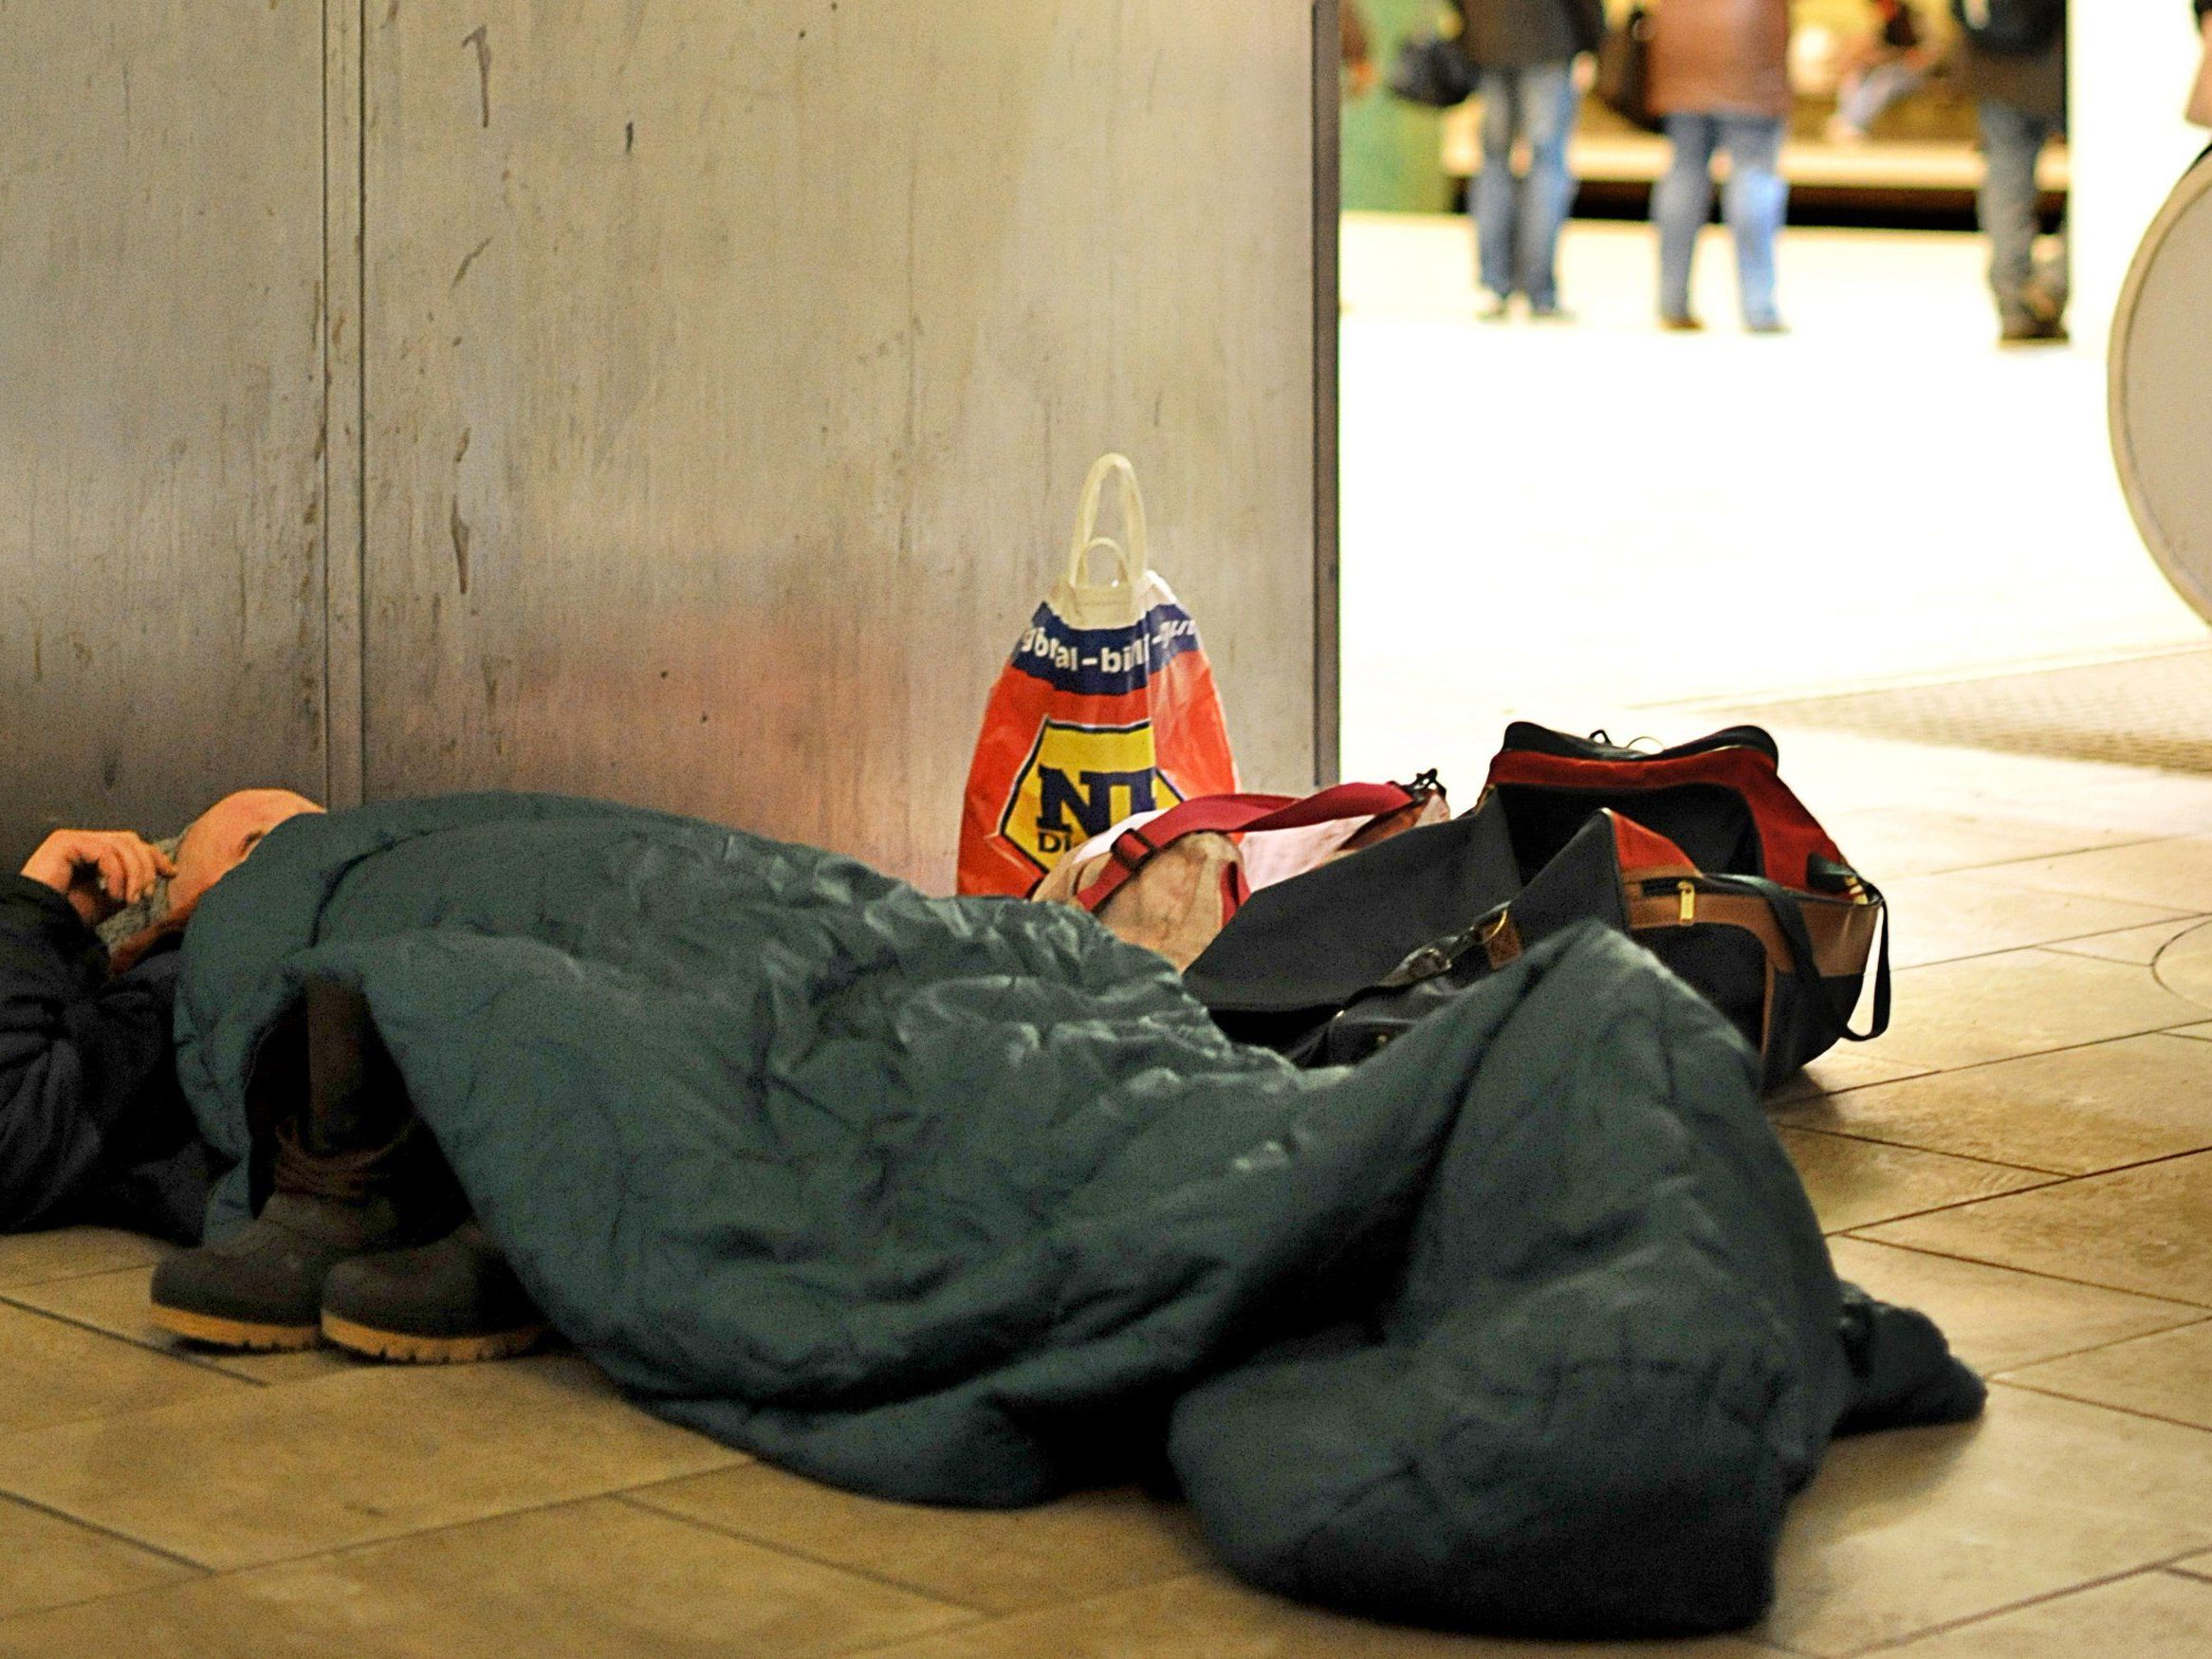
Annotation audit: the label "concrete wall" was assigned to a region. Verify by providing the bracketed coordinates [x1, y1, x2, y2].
[1, 2, 1328, 892]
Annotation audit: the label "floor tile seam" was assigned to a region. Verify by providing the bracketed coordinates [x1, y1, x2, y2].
[1867, 1011, 2212, 1075]
[1765, 1069, 1937, 1108]
[1918, 1137, 2212, 1190]
[0, 1489, 212, 1577]
[1772, 1122, 2075, 1178]
[1901, 848, 2209, 884]
[1830, 1234, 2212, 1310]
[1889, 922, 2208, 974]
[1814, 1559, 2212, 1657]
[0, 1571, 211, 1633]
[608, 1489, 1015, 1623]
[1795, 1022, 2212, 1098]
[2168, 1561, 2212, 1583]
[1985, 1375, 2212, 1437]
[830, 1570, 1222, 1659]
[1981, 1314, 2212, 1379]
[0, 1260, 164, 1295]
[23, 1481, 744, 1590]
[1784, 1121, 2212, 1184]
[1946, 844, 2203, 884]
[0, 1296, 268, 1389]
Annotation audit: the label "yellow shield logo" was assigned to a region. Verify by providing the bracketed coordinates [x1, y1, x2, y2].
[1000, 720, 1185, 874]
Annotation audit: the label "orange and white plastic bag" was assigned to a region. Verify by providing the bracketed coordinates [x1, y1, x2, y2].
[956, 453, 1238, 896]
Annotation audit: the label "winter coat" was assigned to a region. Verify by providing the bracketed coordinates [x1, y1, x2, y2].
[1649, 0, 1795, 120]
[0, 875, 216, 1241]
[1453, 0, 1606, 70]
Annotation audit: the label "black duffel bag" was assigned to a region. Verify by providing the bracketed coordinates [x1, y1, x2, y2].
[1184, 724, 1890, 1092]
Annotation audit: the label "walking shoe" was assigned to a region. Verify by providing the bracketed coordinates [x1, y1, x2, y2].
[1659, 313, 1705, 333]
[2020, 277, 2067, 329]
[147, 979, 465, 1350]
[321, 1221, 550, 1364]
[2000, 317, 2070, 346]
[149, 1181, 457, 1351]
[1745, 316, 1791, 337]
[1526, 303, 1576, 323]
[1477, 292, 1513, 323]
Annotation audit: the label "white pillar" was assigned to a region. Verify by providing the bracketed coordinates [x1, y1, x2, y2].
[2069, 8, 2205, 350]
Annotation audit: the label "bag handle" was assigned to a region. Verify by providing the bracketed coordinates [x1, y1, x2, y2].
[1724, 873, 1892, 1044]
[1074, 782, 1419, 912]
[1066, 454, 1151, 589]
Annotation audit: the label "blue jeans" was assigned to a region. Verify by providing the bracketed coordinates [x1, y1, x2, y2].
[1978, 100, 2068, 328]
[1472, 63, 1580, 308]
[1654, 113, 1788, 328]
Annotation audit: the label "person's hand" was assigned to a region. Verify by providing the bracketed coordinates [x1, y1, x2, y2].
[1573, 52, 1598, 95]
[1348, 57, 1379, 99]
[20, 831, 175, 929]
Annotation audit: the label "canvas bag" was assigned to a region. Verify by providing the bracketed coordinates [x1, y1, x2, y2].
[957, 454, 1238, 895]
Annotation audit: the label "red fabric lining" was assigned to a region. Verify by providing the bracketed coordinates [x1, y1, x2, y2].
[1487, 747, 1843, 885]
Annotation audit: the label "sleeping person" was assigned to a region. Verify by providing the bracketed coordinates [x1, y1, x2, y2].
[1, 789, 321, 1242]
[3, 786, 543, 1362]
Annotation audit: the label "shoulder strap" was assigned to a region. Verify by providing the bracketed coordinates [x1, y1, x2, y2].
[1724, 873, 1892, 1043]
[1073, 782, 1418, 913]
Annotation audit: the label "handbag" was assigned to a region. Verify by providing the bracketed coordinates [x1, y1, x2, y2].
[1389, 32, 1476, 109]
[1184, 724, 1889, 1091]
[1595, 5, 1664, 134]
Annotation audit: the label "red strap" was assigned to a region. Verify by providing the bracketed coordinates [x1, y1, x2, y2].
[1076, 782, 1415, 912]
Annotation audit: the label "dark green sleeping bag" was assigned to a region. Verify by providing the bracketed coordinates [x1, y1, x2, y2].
[172, 794, 1980, 1637]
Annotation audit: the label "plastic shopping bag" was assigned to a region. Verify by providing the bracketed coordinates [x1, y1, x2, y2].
[956, 453, 1239, 895]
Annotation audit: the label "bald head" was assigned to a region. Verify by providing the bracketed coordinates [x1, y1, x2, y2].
[171, 788, 323, 915]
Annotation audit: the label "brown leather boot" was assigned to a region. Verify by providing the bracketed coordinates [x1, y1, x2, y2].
[321, 1220, 550, 1364]
[149, 980, 464, 1351]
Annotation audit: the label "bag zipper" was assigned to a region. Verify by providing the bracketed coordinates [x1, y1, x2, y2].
[1640, 873, 1871, 914]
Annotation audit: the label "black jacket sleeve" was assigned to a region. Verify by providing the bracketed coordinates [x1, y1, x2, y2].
[0, 874, 192, 1232]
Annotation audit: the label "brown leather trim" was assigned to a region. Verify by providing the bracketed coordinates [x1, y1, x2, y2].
[1803, 897, 1881, 978]
[1625, 889, 1879, 979]
[1484, 911, 1524, 969]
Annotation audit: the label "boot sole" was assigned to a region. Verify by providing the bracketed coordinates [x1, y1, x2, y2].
[321, 1312, 549, 1365]
[148, 1301, 325, 1353]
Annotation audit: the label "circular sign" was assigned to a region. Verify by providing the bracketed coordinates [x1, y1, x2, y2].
[2111, 154, 2212, 623]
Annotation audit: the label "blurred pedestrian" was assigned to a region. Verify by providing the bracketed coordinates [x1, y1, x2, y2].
[1649, 0, 1795, 334]
[1455, 0, 1606, 320]
[1952, 0, 2068, 344]
[1828, 2, 1934, 141]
